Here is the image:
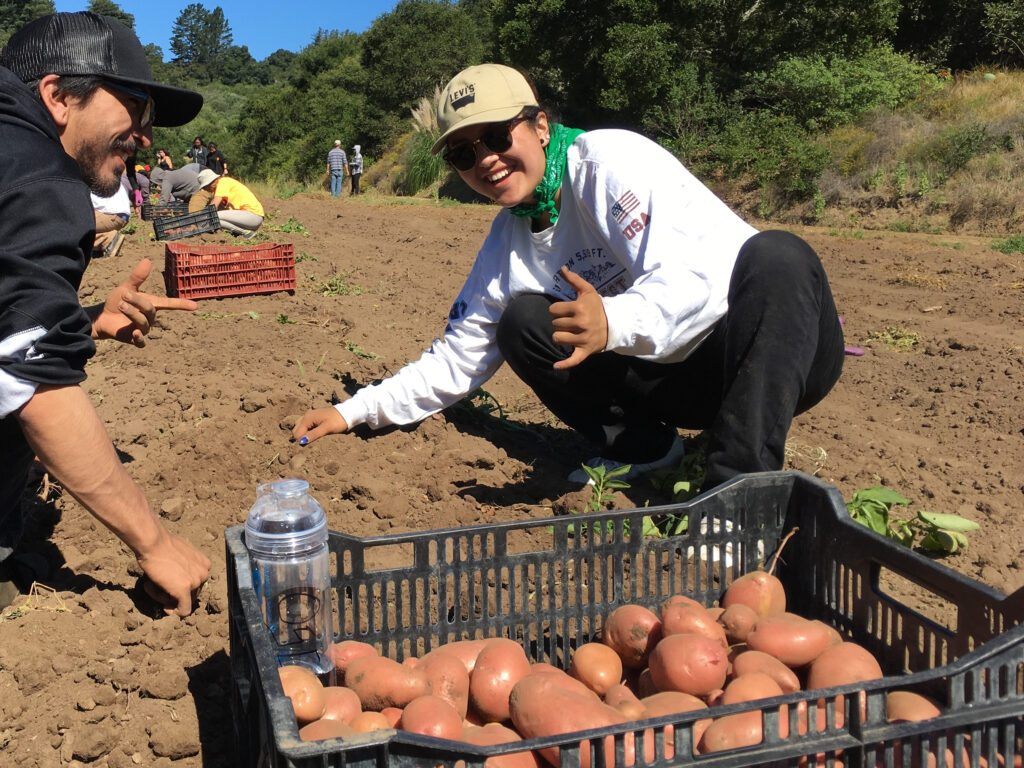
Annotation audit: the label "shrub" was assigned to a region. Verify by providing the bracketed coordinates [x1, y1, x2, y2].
[401, 129, 446, 196]
[715, 111, 830, 201]
[746, 45, 939, 132]
[911, 123, 1002, 176]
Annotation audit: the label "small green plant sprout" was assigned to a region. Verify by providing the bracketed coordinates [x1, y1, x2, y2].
[580, 463, 631, 513]
[991, 234, 1024, 254]
[276, 215, 308, 235]
[846, 486, 979, 553]
[321, 273, 365, 296]
[276, 314, 297, 324]
[866, 325, 920, 350]
[248, 311, 259, 320]
[295, 250, 318, 263]
[344, 340, 379, 359]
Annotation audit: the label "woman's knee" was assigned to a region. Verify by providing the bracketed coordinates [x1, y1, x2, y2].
[496, 293, 555, 355]
[733, 230, 826, 293]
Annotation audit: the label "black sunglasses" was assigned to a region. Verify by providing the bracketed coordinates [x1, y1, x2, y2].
[443, 117, 529, 172]
[100, 78, 155, 128]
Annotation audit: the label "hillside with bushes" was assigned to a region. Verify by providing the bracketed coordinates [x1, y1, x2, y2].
[11, 0, 1024, 235]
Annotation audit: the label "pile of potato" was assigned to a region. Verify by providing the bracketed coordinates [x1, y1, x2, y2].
[277, 568, 945, 766]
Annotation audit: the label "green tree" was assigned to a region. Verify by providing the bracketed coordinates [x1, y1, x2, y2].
[263, 49, 297, 84]
[361, 0, 485, 116]
[87, 0, 134, 28]
[983, 0, 1024, 65]
[895, 0, 991, 68]
[170, 3, 234, 81]
[217, 44, 268, 85]
[0, 0, 55, 46]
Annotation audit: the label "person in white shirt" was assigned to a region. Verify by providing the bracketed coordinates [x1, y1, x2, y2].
[91, 184, 131, 258]
[293, 64, 846, 491]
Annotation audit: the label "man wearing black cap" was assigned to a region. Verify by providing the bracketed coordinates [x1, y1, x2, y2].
[0, 12, 211, 615]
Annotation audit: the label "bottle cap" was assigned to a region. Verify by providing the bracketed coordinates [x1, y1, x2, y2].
[245, 479, 327, 556]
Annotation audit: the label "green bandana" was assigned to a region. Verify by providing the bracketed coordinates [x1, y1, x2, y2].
[509, 122, 586, 224]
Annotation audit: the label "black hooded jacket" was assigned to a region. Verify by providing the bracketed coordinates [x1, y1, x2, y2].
[0, 65, 96, 525]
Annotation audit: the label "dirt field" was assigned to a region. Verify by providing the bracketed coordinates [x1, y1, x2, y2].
[0, 192, 1021, 766]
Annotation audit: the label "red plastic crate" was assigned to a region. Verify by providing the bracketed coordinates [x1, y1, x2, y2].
[164, 242, 296, 300]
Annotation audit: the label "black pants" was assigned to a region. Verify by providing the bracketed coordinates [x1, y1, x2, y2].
[495, 230, 845, 488]
[350, 173, 361, 195]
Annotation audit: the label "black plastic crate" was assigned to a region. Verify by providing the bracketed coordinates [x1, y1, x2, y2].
[225, 472, 1024, 768]
[140, 200, 188, 220]
[152, 205, 219, 241]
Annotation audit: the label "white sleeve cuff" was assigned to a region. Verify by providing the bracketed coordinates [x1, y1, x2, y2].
[0, 326, 46, 418]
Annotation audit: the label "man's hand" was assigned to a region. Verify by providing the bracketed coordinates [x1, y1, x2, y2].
[293, 407, 348, 445]
[136, 532, 211, 617]
[550, 266, 608, 370]
[90, 259, 197, 347]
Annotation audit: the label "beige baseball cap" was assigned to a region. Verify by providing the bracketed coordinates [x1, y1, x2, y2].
[431, 64, 539, 154]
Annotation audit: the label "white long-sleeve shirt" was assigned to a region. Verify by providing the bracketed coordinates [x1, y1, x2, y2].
[336, 129, 758, 431]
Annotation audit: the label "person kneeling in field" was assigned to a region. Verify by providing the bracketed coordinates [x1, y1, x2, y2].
[293, 64, 846, 491]
[0, 12, 210, 613]
[190, 168, 263, 238]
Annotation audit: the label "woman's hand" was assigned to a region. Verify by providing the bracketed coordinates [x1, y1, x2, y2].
[549, 266, 608, 369]
[293, 407, 349, 445]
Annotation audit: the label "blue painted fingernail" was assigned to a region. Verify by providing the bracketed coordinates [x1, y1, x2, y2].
[299, 436, 308, 445]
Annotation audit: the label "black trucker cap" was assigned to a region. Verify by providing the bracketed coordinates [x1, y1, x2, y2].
[0, 12, 202, 127]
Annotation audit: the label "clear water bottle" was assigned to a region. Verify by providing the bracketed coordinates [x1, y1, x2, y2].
[245, 479, 335, 683]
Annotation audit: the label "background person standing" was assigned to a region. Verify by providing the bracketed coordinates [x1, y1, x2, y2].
[349, 144, 363, 195]
[184, 135, 208, 166]
[326, 139, 347, 197]
[206, 141, 228, 176]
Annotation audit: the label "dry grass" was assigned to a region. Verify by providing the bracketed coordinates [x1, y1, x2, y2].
[812, 69, 1024, 234]
[886, 267, 950, 291]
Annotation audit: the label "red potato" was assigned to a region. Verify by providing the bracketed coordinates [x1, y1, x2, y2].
[523, 665, 599, 700]
[660, 594, 705, 614]
[350, 710, 392, 732]
[746, 613, 835, 668]
[345, 655, 430, 710]
[298, 718, 357, 741]
[615, 699, 647, 719]
[401, 694, 464, 740]
[380, 707, 403, 728]
[510, 674, 656, 768]
[698, 710, 764, 753]
[718, 603, 759, 645]
[640, 691, 707, 717]
[278, 665, 327, 724]
[647, 633, 729, 698]
[886, 691, 942, 722]
[327, 640, 379, 681]
[806, 642, 883, 690]
[720, 672, 785, 705]
[603, 683, 641, 710]
[601, 604, 662, 670]
[470, 639, 533, 723]
[730, 650, 801, 693]
[442, 639, 493, 675]
[660, 604, 728, 648]
[635, 668, 659, 698]
[570, 642, 623, 696]
[705, 606, 725, 621]
[721, 571, 786, 618]
[321, 685, 362, 723]
[461, 724, 542, 768]
[418, 648, 471, 717]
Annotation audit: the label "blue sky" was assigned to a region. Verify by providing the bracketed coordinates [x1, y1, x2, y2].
[53, 1, 400, 60]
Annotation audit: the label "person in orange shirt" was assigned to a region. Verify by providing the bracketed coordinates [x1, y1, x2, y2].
[192, 168, 264, 238]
